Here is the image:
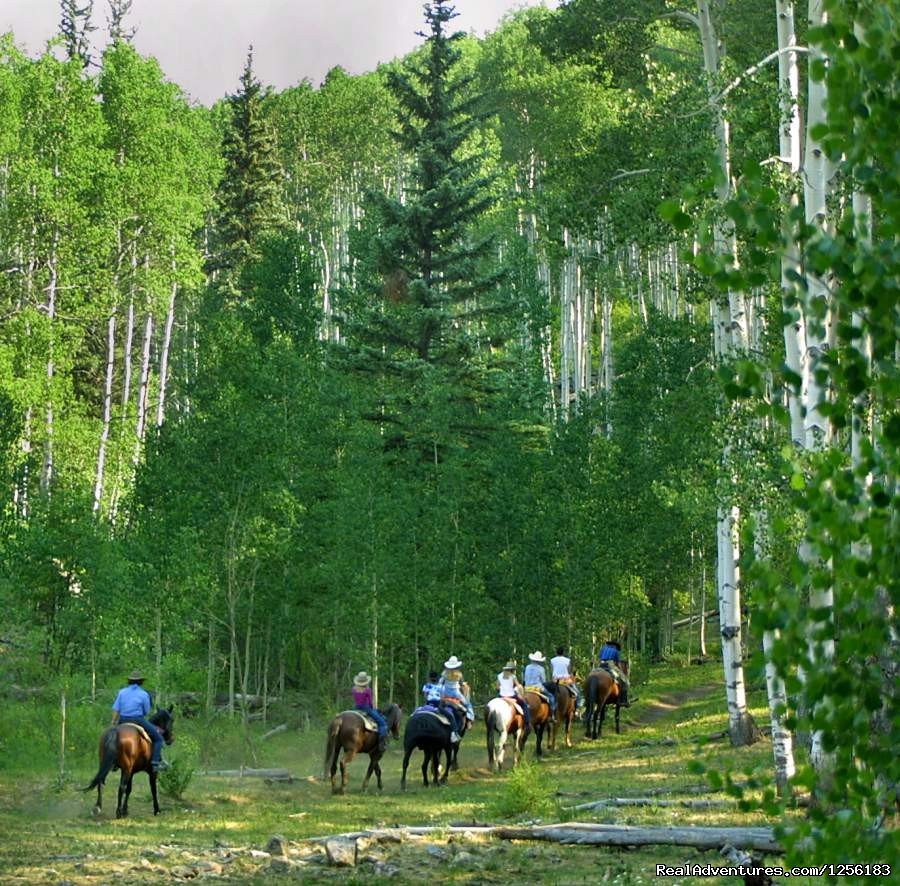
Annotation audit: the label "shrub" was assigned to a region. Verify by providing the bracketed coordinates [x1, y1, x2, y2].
[487, 761, 557, 820]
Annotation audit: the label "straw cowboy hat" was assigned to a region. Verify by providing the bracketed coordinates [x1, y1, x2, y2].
[502, 661, 516, 671]
[528, 651, 546, 663]
[444, 656, 463, 670]
[353, 671, 371, 687]
[127, 669, 145, 683]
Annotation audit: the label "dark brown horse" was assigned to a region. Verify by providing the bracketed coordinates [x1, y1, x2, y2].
[84, 708, 175, 818]
[548, 681, 578, 750]
[524, 689, 554, 757]
[584, 667, 623, 739]
[323, 703, 402, 794]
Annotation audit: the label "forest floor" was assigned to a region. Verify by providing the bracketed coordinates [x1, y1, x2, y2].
[0, 661, 816, 884]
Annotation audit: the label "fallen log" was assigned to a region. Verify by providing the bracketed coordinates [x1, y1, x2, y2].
[565, 797, 736, 812]
[301, 823, 781, 854]
[199, 767, 292, 779]
[261, 723, 288, 741]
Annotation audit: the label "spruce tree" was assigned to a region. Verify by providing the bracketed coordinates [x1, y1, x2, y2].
[211, 48, 285, 298]
[345, 0, 506, 455]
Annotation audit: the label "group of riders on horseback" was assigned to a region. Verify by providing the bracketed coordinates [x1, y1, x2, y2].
[89, 640, 633, 812]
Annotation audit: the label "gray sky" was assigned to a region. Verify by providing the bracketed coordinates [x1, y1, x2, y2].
[2, 0, 554, 105]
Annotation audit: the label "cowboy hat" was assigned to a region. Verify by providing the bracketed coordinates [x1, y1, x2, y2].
[444, 655, 463, 670]
[528, 651, 546, 663]
[502, 661, 516, 671]
[127, 669, 145, 683]
[353, 671, 371, 686]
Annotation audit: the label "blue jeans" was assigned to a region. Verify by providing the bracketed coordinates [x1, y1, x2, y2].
[356, 706, 387, 738]
[121, 717, 163, 764]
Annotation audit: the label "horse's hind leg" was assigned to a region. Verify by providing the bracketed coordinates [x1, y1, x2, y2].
[116, 771, 129, 818]
[401, 747, 413, 791]
[614, 703, 621, 734]
[421, 751, 430, 787]
[339, 749, 356, 795]
[149, 770, 160, 815]
[361, 756, 376, 793]
[94, 782, 102, 814]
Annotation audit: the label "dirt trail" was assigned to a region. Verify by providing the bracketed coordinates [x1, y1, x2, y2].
[625, 681, 721, 729]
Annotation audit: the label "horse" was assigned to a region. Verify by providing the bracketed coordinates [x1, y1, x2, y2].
[485, 697, 529, 771]
[400, 706, 464, 789]
[84, 708, 175, 818]
[548, 681, 578, 750]
[584, 667, 623, 740]
[524, 688, 554, 757]
[323, 703, 402, 795]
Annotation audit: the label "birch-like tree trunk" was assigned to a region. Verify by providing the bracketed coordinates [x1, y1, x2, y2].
[696, 0, 760, 745]
[156, 263, 177, 428]
[41, 227, 60, 495]
[92, 309, 116, 513]
[132, 310, 153, 466]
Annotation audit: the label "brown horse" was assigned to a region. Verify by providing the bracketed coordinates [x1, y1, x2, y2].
[324, 703, 402, 794]
[548, 681, 578, 750]
[524, 689, 554, 757]
[84, 708, 175, 818]
[584, 667, 623, 739]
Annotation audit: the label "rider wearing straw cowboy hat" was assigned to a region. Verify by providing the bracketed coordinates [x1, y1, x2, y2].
[440, 655, 474, 742]
[351, 671, 389, 752]
[523, 651, 557, 714]
[111, 669, 168, 772]
[497, 660, 530, 729]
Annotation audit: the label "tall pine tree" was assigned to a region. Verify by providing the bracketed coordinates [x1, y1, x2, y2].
[210, 48, 284, 299]
[344, 0, 506, 455]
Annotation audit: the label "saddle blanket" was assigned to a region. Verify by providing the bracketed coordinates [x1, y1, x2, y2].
[412, 706, 452, 727]
[558, 681, 578, 698]
[343, 710, 379, 732]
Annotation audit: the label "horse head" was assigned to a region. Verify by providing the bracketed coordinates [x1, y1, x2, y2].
[386, 703, 403, 739]
[151, 707, 176, 745]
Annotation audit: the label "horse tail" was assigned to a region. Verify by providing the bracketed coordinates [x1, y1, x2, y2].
[84, 728, 118, 791]
[485, 705, 497, 765]
[323, 718, 341, 780]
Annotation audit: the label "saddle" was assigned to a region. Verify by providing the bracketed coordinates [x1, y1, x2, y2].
[120, 722, 152, 744]
[412, 706, 453, 727]
[500, 697, 525, 718]
[345, 710, 380, 733]
[524, 684, 550, 703]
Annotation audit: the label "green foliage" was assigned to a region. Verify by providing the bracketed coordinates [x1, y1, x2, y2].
[486, 760, 558, 820]
[158, 734, 199, 800]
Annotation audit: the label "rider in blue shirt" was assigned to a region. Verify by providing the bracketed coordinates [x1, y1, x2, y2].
[111, 670, 168, 771]
[598, 641, 631, 707]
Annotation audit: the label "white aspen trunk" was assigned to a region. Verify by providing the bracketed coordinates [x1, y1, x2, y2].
[372, 573, 379, 708]
[93, 309, 117, 513]
[801, 0, 835, 776]
[41, 227, 60, 495]
[763, 628, 796, 793]
[699, 550, 707, 658]
[156, 266, 177, 428]
[109, 291, 136, 519]
[697, 0, 759, 745]
[132, 311, 153, 467]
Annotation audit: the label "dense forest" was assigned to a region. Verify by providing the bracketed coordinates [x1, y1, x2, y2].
[0, 0, 896, 866]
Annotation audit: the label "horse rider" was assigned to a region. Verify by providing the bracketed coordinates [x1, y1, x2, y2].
[111, 669, 168, 772]
[550, 645, 580, 705]
[440, 655, 474, 743]
[422, 670, 443, 706]
[598, 640, 631, 707]
[351, 671, 389, 753]
[523, 651, 557, 715]
[496, 660, 530, 730]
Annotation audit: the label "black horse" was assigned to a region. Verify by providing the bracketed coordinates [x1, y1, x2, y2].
[400, 709, 465, 789]
[84, 708, 175, 817]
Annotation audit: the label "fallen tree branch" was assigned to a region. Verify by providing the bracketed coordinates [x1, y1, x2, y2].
[565, 797, 736, 812]
[301, 823, 781, 854]
[261, 723, 288, 741]
[199, 767, 292, 779]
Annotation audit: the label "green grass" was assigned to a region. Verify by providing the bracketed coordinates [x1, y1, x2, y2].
[0, 662, 820, 884]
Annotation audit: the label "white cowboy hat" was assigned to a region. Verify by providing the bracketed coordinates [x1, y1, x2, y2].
[353, 671, 371, 686]
[444, 655, 463, 670]
[502, 661, 516, 671]
[528, 651, 546, 663]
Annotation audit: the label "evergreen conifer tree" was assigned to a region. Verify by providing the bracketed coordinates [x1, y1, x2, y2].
[211, 47, 285, 298]
[345, 0, 506, 455]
